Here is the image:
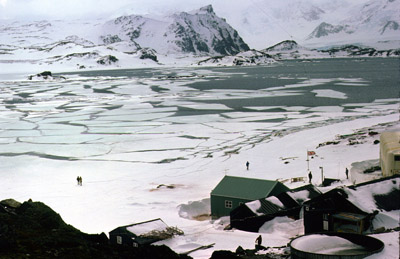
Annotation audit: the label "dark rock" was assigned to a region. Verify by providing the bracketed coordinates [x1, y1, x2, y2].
[28, 71, 67, 80]
[101, 34, 122, 44]
[0, 199, 191, 259]
[139, 48, 158, 62]
[97, 55, 119, 65]
[210, 250, 241, 259]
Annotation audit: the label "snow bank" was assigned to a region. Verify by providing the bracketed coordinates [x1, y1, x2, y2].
[344, 177, 400, 213]
[350, 159, 382, 184]
[259, 217, 303, 238]
[177, 198, 210, 220]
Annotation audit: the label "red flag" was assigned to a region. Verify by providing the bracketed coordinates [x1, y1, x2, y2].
[307, 151, 316, 156]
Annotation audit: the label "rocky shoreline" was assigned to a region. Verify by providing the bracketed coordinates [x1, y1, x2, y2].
[0, 199, 191, 259]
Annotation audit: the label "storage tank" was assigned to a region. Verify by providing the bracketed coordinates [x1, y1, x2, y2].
[290, 232, 384, 259]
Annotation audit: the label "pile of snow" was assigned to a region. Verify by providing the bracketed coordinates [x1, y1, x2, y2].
[259, 216, 303, 238]
[287, 190, 311, 204]
[178, 198, 210, 220]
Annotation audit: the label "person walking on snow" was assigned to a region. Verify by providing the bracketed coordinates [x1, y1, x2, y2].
[246, 161, 250, 170]
[308, 171, 312, 184]
[345, 168, 349, 179]
[77, 176, 82, 186]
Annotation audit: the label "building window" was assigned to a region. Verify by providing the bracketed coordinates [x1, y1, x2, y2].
[225, 200, 232, 208]
[116, 236, 122, 244]
[323, 214, 329, 231]
[394, 155, 400, 161]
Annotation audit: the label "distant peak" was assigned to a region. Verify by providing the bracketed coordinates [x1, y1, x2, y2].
[199, 5, 214, 14]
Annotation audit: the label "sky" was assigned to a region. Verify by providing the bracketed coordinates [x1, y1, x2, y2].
[0, 0, 369, 21]
[0, 0, 227, 20]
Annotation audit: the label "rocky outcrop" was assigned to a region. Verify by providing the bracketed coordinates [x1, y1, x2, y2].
[197, 50, 275, 66]
[101, 34, 123, 45]
[307, 22, 351, 39]
[97, 55, 119, 65]
[138, 48, 158, 62]
[28, 71, 66, 80]
[264, 40, 300, 52]
[320, 45, 400, 57]
[0, 199, 191, 259]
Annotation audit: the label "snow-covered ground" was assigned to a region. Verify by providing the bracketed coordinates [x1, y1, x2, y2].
[0, 64, 398, 258]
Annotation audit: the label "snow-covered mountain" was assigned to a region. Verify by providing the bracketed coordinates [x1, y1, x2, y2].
[1, 1, 399, 73]
[262, 40, 399, 60]
[213, 0, 400, 50]
[102, 5, 249, 55]
[305, 0, 400, 48]
[0, 5, 251, 72]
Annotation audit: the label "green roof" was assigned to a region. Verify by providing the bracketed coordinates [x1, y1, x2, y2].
[211, 175, 288, 200]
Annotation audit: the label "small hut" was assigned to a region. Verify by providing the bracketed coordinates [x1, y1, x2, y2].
[210, 175, 289, 218]
[109, 218, 182, 247]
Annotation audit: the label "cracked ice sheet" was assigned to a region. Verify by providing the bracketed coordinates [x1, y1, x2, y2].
[0, 142, 111, 158]
[0, 121, 37, 130]
[19, 135, 103, 144]
[266, 78, 334, 91]
[308, 106, 344, 112]
[312, 89, 347, 99]
[92, 112, 176, 122]
[189, 89, 303, 101]
[85, 150, 190, 164]
[177, 103, 232, 110]
[109, 136, 207, 153]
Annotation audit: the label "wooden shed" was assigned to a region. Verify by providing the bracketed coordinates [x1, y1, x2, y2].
[380, 131, 400, 177]
[302, 188, 372, 234]
[109, 218, 169, 247]
[210, 175, 289, 218]
[230, 184, 321, 232]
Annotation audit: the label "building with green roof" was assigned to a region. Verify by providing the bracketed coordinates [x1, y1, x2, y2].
[210, 175, 289, 218]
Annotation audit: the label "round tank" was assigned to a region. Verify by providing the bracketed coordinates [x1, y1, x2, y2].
[290, 232, 384, 259]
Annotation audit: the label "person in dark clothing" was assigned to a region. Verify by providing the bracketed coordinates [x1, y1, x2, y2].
[77, 176, 82, 186]
[308, 171, 312, 184]
[345, 168, 349, 179]
[255, 235, 262, 250]
[246, 161, 249, 170]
